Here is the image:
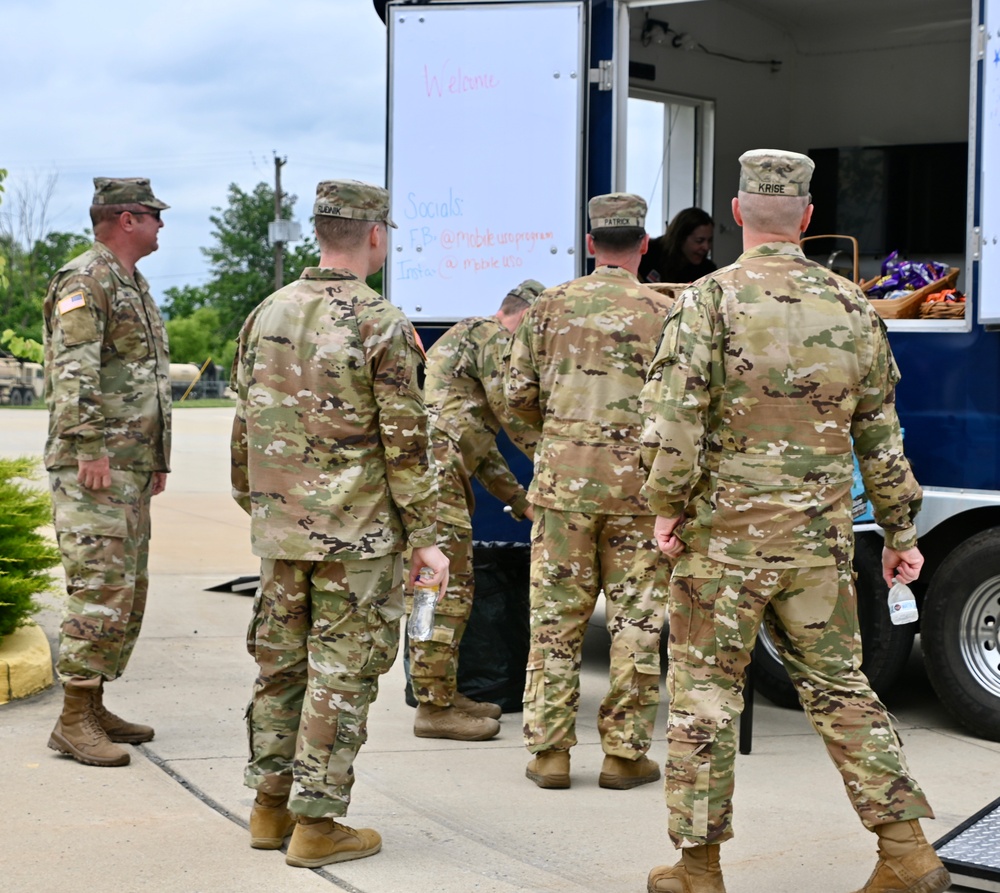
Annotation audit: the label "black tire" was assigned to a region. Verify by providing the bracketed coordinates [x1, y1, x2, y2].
[922, 528, 1000, 741]
[20, 389, 34, 406]
[752, 532, 915, 709]
[9, 388, 23, 406]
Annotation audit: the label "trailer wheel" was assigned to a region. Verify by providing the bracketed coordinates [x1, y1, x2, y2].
[752, 532, 915, 709]
[922, 528, 1000, 741]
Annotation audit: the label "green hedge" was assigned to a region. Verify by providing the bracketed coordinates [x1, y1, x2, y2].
[0, 458, 60, 643]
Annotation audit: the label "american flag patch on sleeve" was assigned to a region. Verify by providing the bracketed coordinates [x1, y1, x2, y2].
[58, 292, 87, 314]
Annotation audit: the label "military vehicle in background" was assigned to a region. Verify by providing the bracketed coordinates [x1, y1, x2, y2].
[0, 350, 44, 405]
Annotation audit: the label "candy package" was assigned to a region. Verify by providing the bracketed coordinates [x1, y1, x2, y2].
[865, 251, 950, 299]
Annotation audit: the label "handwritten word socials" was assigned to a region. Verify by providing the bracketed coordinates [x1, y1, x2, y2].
[424, 61, 499, 98]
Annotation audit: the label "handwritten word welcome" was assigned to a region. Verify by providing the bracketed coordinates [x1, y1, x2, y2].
[424, 61, 499, 98]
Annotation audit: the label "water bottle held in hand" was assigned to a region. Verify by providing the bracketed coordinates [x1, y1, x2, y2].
[407, 566, 438, 641]
[887, 580, 919, 625]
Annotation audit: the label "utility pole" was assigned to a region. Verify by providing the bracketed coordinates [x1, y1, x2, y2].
[274, 153, 286, 291]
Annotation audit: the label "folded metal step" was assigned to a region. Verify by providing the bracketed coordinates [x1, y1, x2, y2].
[935, 796, 1000, 892]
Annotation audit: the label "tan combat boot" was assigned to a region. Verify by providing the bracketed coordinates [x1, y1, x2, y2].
[598, 754, 661, 790]
[852, 820, 951, 893]
[249, 791, 295, 849]
[285, 817, 382, 868]
[453, 690, 502, 720]
[47, 678, 130, 767]
[93, 680, 155, 743]
[413, 703, 500, 740]
[525, 749, 571, 789]
[647, 845, 727, 893]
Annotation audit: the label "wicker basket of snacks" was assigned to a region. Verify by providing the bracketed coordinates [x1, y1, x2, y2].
[919, 287, 966, 319]
[646, 282, 685, 301]
[860, 252, 959, 320]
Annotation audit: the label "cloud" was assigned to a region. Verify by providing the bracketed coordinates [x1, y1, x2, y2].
[0, 0, 388, 290]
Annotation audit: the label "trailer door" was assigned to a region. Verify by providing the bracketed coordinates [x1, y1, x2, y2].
[386, 1, 589, 322]
[974, 0, 1000, 323]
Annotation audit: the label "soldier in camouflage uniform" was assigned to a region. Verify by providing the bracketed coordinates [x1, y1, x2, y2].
[410, 278, 544, 742]
[505, 194, 673, 791]
[43, 177, 172, 769]
[231, 179, 448, 869]
[641, 150, 948, 893]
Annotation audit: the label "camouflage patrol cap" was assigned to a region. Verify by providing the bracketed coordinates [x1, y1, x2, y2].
[92, 177, 169, 210]
[738, 149, 815, 197]
[314, 179, 397, 228]
[588, 192, 647, 230]
[506, 278, 546, 306]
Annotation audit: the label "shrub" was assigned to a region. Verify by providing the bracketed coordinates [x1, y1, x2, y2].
[0, 457, 60, 643]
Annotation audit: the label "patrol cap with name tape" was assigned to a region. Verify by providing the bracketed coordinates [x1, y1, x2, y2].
[588, 192, 647, 230]
[314, 179, 397, 228]
[92, 177, 169, 210]
[506, 278, 546, 306]
[738, 149, 815, 197]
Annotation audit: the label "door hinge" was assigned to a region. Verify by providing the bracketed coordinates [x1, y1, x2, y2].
[589, 59, 613, 91]
[972, 227, 982, 262]
[976, 24, 986, 60]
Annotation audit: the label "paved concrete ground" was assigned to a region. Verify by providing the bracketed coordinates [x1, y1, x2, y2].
[2, 406, 998, 893]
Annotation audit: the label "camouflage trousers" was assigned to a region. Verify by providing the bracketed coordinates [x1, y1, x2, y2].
[664, 552, 933, 848]
[523, 507, 669, 758]
[244, 554, 403, 818]
[408, 521, 474, 706]
[48, 467, 152, 683]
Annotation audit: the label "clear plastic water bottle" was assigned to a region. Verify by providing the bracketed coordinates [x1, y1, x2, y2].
[887, 581, 919, 625]
[407, 567, 438, 641]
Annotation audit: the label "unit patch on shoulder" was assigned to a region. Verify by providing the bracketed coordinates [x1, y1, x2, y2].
[58, 291, 87, 315]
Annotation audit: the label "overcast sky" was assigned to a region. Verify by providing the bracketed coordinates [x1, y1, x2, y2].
[1, 0, 389, 294]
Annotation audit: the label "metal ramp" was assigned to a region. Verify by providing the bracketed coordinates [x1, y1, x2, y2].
[935, 796, 1000, 892]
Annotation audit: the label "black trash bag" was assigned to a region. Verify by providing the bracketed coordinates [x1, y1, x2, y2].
[456, 543, 531, 713]
[403, 543, 531, 714]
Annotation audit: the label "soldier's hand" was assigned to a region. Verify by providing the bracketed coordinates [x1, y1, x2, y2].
[882, 546, 924, 587]
[151, 472, 168, 496]
[77, 456, 111, 491]
[654, 514, 685, 558]
[523, 505, 535, 522]
[410, 545, 450, 598]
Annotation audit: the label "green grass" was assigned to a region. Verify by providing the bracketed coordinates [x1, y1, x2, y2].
[2, 397, 234, 410]
[173, 398, 235, 408]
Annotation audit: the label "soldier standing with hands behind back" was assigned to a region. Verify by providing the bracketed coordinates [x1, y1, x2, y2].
[640, 150, 948, 893]
[44, 177, 172, 769]
[505, 193, 673, 791]
[231, 179, 448, 869]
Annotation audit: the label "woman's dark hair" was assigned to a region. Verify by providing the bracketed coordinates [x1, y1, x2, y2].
[662, 207, 714, 263]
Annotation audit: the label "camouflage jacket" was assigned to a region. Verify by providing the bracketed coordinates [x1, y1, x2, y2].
[42, 241, 172, 472]
[230, 267, 438, 561]
[505, 265, 672, 514]
[639, 242, 921, 567]
[426, 316, 535, 523]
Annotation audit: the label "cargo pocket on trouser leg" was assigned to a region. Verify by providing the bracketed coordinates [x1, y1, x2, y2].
[523, 650, 579, 751]
[665, 716, 718, 846]
[53, 501, 130, 681]
[602, 650, 661, 755]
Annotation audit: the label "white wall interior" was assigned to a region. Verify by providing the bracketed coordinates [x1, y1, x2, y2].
[626, 0, 972, 276]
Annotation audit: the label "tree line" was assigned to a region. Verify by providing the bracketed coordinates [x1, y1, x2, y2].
[0, 176, 383, 377]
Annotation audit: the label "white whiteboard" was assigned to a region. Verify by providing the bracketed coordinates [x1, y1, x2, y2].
[978, 0, 999, 323]
[386, 1, 587, 321]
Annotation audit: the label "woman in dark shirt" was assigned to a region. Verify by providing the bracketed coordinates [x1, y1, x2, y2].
[639, 207, 716, 284]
